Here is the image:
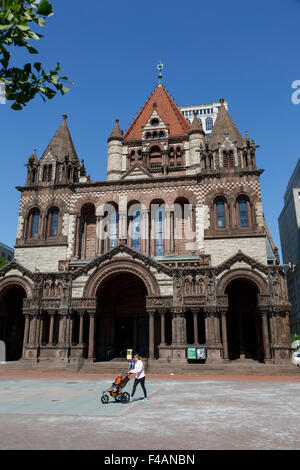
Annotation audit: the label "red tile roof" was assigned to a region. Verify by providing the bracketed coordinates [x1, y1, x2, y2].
[124, 86, 190, 140]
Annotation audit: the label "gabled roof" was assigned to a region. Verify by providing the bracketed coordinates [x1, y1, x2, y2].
[72, 242, 172, 279]
[124, 86, 190, 140]
[40, 115, 79, 163]
[121, 163, 153, 180]
[0, 259, 34, 280]
[209, 101, 245, 151]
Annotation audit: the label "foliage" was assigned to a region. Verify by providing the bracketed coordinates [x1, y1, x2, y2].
[0, 255, 9, 268]
[0, 0, 72, 109]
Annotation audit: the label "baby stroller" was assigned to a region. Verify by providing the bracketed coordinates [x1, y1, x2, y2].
[101, 371, 130, 404]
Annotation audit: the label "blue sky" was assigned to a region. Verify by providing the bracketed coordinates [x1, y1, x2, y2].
[1, 0, 300, 259]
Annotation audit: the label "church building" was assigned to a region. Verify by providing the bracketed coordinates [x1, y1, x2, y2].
[0, 77, 292, 368]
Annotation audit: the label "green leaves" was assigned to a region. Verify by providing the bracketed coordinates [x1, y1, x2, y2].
[36, 0, 52, 16]
[0, 0, 72, 110]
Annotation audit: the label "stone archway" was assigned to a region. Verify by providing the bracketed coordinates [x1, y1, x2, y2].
[0, 284, 27, 361]
[225, 279, 264, 362]
[95, 272, 149, 361]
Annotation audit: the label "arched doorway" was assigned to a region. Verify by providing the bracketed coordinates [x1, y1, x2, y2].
[0, 285, 26, 361]
[95, 272, 149, 361]
[226, 279, 264, 362]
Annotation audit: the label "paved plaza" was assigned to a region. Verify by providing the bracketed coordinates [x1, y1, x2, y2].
[0, 373, 299, 450]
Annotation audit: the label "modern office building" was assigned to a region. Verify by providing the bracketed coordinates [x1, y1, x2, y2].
[179, 100, 229, 139]
[278, 158, 300, 334]
[0, 242, 14, 262]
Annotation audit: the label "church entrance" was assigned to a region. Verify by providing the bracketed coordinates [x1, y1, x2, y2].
[226, 279, 264, 362]
[95, 272, 149, 361]
[0, 285, 26, 361]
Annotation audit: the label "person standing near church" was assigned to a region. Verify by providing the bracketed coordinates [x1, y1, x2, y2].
[128, 354, 148, 402]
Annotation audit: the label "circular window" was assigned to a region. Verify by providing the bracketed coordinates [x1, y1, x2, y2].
[151, 118, 159, 126]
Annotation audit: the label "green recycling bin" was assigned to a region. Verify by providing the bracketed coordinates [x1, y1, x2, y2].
[187, 348, 196, 360]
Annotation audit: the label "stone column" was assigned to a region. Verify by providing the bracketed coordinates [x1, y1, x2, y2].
[164, 209, 171, 254]
[58, 313, 67, 345]
[73, 215, 80, 258]
[148, 310, 155, 359]
[204, 308, 223, 363]
[78, 312, 84, 345]
[160, 310, 166, 346]
[193, 310, 199, 344]
[48, 313, 55, 345]
[96, 215, 104, 256]
[22, 314, 30, 357]
[88, 313, 96, 361]
[221, 310, 229, 361]
[261, 310, 272, 364]
[28, 314, 38, 345]
[118, 211, 127, 244]
[170, 211, 175, 253]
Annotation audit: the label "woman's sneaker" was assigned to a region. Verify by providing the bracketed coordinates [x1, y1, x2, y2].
[129, 397, 134, 402]
[143, 398, 149, 402]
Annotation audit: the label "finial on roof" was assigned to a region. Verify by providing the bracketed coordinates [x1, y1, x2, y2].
[108, 118, 124, 142]
[219, 98, 225, 104]
[157, 60, 165, 86]
[62, 114, 68, 120]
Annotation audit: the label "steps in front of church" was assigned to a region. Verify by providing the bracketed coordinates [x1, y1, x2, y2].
[0, 360, 299, 376]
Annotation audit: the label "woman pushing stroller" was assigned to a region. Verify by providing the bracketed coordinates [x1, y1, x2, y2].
[128, 354, 148, 402]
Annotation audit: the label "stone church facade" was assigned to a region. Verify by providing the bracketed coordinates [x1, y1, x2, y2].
[0, 84, 292, 366]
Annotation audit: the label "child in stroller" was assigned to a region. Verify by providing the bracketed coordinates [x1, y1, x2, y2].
[101, 371, 130, 404]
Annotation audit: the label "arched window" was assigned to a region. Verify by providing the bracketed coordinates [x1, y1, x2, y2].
[47, 208, 59, 237]
[79, 203, 97, 259]
[155, 207, 164, 256]
[109, 208, 119, 250]
[28, 209, 40, 238]
[42, 165, 52, 182]
[206, 117, 213, 131]
[238, 199, 249, 227]
[128, 203, 141, 252]
[153, 131, 158, 140]
[48, 165, 52, 182]
[216, 200, 226, 228]
[159, 131, 164, 139]
[223, 150, 235, 168]
[146, 132, 151, 140]
[149, 146, 162, 170]
[42, 165, 48, 182]
[176, 147, 182, 167]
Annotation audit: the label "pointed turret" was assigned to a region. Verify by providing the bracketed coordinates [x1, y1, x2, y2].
[188, 114, 205, 136]
[107, 119, 124, 180]
[41, 114, 79, 163]
[209, 99, 245, 151]
[189, 113, 206, 168]
[38, 115, 81, 184]
[108, 119, 124, 143]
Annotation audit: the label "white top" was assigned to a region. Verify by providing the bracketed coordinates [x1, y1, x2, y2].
[130, 360, 145, 379]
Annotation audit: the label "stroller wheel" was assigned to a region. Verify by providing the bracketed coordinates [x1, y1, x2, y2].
[101, 394, 109, 404]
[120, 392, 130, 403]
[114, 394, 122, 402]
